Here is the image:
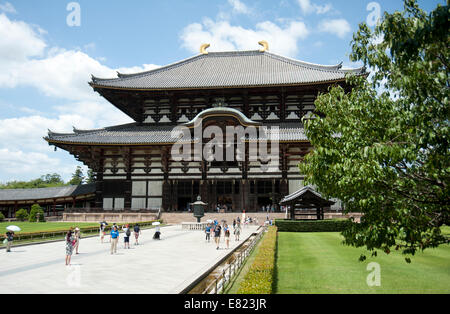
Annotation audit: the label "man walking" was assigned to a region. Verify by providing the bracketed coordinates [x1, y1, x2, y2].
[134, 223, 141, 245]
[205, 224, 211, 243]
[110, 226, 119, 254]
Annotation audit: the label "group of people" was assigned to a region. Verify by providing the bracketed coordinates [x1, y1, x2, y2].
[64, 222, 144, 266]
[205, 217, 242, 250]
[100, 223, 142, 255]
[261, 204, 277, 213]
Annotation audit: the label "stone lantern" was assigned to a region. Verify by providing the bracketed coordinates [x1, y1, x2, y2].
[191, 196, 207, 223]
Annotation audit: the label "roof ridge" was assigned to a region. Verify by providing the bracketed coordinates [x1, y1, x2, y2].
[264, 51, 347, 72]
[93, 53, 206, 83]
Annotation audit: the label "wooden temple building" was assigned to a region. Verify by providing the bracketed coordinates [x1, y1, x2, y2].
[44, 43, 364, 213]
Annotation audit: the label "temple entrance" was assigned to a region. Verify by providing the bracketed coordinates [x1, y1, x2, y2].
[178, 197, 192, 212]
[257, 197, 272, 211]
[217, 195, 233, 212]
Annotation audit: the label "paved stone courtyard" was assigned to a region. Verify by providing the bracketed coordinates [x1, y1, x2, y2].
[0, 224, 258, 294]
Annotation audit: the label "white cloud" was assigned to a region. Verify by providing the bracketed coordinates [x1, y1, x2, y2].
[181, 18, 309, 57]
[297, 0, 332, 15]
[228, 0, 250, 15]
[318, 19, 352, 38]
[0, 14, 46, 68]
[0, 13, 158, 181]
[0, 2, 16, 14]
[0, 148, 71, 181]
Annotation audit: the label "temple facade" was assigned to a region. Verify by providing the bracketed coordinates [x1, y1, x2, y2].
[45, 45, 364, 212]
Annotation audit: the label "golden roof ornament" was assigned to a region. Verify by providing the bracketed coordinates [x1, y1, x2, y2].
[200, 43, 210, 55]
[258, 40, 269, 52]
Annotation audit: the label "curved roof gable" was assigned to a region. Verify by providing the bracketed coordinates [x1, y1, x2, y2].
[183, 107, 262, 128]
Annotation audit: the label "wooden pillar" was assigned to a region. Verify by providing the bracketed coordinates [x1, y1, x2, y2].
[200, 180, 208, 211]
[271, 179, 276, 207]
[53, 199, 56, 216]
[162, 180, 171, 211]
[122, 147, 132, 210]
[93, 149, 104, 209]
[243, 91, 249, 118]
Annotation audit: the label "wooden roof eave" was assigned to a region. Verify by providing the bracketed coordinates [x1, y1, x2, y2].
[88, 78, 352, 93]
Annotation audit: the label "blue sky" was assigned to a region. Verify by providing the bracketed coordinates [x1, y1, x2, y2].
[0, 0, 444, 183]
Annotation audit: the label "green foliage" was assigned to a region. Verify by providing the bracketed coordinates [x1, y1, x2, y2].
[0, 173, 67, 189]
[86, 169, 96, 184]
[68, 166, 85, 186]
[299, 0, 449, 259]
[0, 212, 5, 222]
[275, 219, 352, 232]
[237, 226, 277, 294]
[15, 208, 29, 221]
[28, 204, 45, 222]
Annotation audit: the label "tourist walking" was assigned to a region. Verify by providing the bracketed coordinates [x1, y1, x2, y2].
[205, 224, 211, 243]
[5, 230, 14, 252]
[122, 224, 131, 249]
[234, 223, 241, 241]
[110, 223, 118, 243]
[99, 223, 106, 243]
[110, 226, 119, 254]
[134, 224, 141, 245]
[224, 224, 230, 249]
[65, 228, 75, 266]
[214, 224, 222, 250]
[74, 227, 81, 254]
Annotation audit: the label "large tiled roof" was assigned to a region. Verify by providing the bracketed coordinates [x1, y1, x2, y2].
[45, 121, 307, 145]
[90, 50, 365, 90]
[0, 184, 96, 202]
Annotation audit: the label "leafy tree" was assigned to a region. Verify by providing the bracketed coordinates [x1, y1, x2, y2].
[15, 208, 29, 221]
[86, 169, 96, 184]
[0, 173, 67, 189]
[29, 204, 46, 222]
[42, 173, 65, 185]
[0, 212, 5, 222]
[300, 0, 449, 261]
[68, 166, 85, 186]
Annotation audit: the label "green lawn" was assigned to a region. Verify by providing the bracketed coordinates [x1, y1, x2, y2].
[275, 231, 450, 294]
[0, 222, 99, 234]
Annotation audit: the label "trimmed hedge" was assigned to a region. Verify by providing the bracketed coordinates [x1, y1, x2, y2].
[237, 226, 277, 294]
[275, 219, 352, 232]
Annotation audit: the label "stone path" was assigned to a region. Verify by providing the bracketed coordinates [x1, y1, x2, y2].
[0, 224, 258, 294]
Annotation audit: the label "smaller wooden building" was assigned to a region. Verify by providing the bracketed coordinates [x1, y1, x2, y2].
[280, 186, 335, 220]
[0, 184, 96, 218]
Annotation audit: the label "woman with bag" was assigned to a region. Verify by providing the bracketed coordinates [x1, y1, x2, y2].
[4, 231, 14, 252]
[65, 228, 75, 266]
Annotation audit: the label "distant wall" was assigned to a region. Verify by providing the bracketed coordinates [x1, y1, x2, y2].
[63, 212, 158, 223]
